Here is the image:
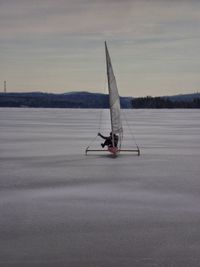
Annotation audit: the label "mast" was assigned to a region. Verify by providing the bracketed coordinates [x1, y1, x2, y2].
[105, 41, 123, 148]
[105, 41, 114, 147]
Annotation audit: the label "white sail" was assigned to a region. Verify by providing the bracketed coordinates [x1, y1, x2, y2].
[105, 42, 123, 147]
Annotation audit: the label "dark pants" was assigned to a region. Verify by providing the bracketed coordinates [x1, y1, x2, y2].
[103, 139, 112, 147]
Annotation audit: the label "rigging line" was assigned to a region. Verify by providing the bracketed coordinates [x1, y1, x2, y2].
[85, 73, 107, 149]
[98, 71, 108, 133]
[85, 112, 102, 150]
[97, 108, 103, 133]
[86, 134, 98, 149]
[122, 109, 139, 148]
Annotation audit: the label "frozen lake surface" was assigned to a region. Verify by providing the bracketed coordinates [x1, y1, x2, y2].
[0, 108, 200, 267]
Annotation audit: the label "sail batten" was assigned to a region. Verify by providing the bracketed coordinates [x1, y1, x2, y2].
[105, 41, 123, 147]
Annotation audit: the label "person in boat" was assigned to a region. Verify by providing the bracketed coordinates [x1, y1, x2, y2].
[98, 132, 118, 148]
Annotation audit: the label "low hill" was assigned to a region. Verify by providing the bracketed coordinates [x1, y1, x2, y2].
[1, 91, 199, 108]
[164, 93, 200, 101]
[0, 91, 132, 108]
[132, 93, 200, 108]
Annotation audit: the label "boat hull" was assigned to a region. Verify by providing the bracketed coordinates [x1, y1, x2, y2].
[108, 146, 119, 155]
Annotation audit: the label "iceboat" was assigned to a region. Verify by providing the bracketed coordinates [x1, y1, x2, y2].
[85, 42, 140, 156]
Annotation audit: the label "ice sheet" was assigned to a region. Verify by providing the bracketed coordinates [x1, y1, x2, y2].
[0, 108, 200, 267]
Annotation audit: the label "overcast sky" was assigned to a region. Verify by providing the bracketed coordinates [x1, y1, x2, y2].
[1, 0, 200, 96]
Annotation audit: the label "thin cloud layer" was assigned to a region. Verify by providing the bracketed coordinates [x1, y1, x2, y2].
[0, 0, 200, 95]
[1, 0, 199, 37]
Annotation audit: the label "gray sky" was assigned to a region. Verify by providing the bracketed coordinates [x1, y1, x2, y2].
[1, 0, 200, 96]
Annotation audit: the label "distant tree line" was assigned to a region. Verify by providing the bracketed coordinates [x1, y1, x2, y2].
[132, 96, 200, 108]
[1, 92, 200, 109]
[0, 92, 131, 108]
[0, 93, 105, 108]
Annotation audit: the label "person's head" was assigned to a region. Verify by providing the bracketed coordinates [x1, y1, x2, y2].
[110, 132, 112, 136]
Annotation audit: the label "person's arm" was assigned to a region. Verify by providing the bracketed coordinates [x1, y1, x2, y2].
[98, 133, 107, 139]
